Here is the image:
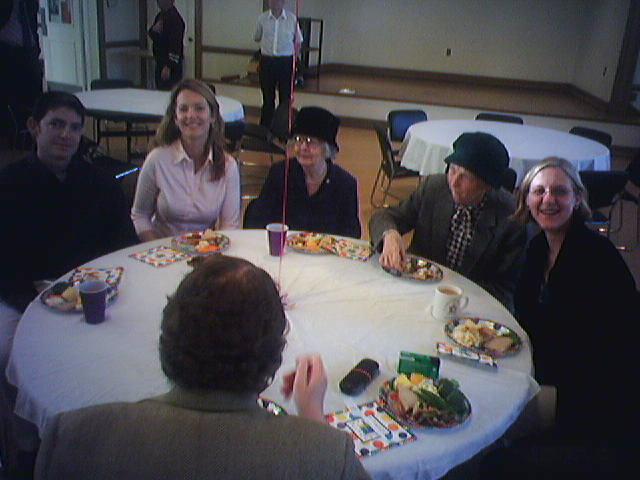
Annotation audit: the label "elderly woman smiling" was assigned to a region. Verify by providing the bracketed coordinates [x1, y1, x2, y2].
[513, 157, 638, 444]
[131, 79, 240, 241]
[246, 107, 361, 238]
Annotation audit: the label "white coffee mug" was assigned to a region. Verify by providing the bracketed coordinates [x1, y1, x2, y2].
[430, 285, 469, 320]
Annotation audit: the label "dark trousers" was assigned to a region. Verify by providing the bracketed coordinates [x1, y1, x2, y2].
[0, 42, 42, 140]
[154, 61, 183, 91]
[258, 55, 293, 127]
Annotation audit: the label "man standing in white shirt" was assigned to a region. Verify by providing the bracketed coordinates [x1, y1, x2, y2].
[254, 0, 302, 127]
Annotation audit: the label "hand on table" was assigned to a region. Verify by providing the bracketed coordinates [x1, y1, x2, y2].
[282, 354, 327, 422]
[379, 230, 406, 271]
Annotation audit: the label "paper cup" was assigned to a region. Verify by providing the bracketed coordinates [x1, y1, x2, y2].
[78, 280, 109, 324]
[266, 223, 288, 257]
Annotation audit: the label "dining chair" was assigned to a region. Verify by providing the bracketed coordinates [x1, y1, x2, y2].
[371, 125, 421, 208]
[579, 170, 629, 245]
[501, 167, 517, 193]
[620, 152, 640, 249]
[568, 126, 612, 149]
[475, 112, 524, 124]
[387, 110, 428, 157]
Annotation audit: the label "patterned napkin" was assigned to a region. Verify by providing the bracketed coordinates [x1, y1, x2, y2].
[322, 238, 373, 262]
[129, 246, 190, 267]
[325, 401, 416, 457]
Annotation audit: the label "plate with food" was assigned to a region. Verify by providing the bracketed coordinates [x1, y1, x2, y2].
[286, 232, 333, 254]
[171, 229, 230, 255]
[382, 255, 443, 282]
[322, 238, 373, 262]
[379, 373, 471, 428]
[40, 267, 124, 313]
[445, 317, 522, 357]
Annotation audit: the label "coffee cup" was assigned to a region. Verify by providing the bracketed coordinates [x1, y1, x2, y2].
[266, 223, 289, 257]
[78, 280, 109, 324]
[430, 284, 468, 320]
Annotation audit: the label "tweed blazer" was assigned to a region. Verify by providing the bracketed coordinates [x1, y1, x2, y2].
[369, 174, 525, 312]
[35, 389, 371, 480]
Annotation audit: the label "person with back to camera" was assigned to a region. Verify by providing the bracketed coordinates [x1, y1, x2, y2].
[246, 106, 361, 238]
[369, 132, 526, 312]
[131, 79, 241, 241]
[480, 157, 639, 478]
[34, 255, 371, 480]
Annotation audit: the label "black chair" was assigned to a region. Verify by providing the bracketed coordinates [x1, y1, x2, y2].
[387, 110, 428, 151]
[475, 112, 524, 124]
[79, 136, 140, 183]
[242, 198, 261, 229]
[569, 126, 612, 149]
[580, 170, 629, 241]
[621, 152, 640, 248]
[224, 120, 245, 155]
[501, 167, 517, 194]
[370, 125, 421, 208]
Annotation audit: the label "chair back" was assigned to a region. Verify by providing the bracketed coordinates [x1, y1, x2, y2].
[271, 104, 297, 143]
[475, 112, 523, 124]
[626, 151, 640, 188]
[375, 125, 399, 178]
[90, 79, 134, 90]
[243, 198, 261, 228]
[569, 126, 612, 149]
[387, 110, 428, 143]
[579, 170, 629, 210]
[501, 167, 517, 193]
[224, 121, 245, 152]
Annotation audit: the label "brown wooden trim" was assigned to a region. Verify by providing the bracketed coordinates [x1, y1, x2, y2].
[96, 0, 106, 79]
[564, 84, 610, 113]
[195, 0, 202, 79]
[319, 63, 573, 93]
[202, 46, 255, 56]
[611, 0, 640, 112]
[104, 40, 140, 49]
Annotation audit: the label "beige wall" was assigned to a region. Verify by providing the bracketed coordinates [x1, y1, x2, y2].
[108, 0, 628, 101]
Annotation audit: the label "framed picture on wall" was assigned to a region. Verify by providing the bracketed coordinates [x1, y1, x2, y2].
[48, 0, 72, 25]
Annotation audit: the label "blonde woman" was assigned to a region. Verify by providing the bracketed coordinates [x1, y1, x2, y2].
[131, 79, 240, 241]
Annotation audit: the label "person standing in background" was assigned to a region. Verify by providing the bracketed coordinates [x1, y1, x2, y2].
[0, 0, 42, 142]
[148, 0, 185, 91]
[254, 0, 302, 127]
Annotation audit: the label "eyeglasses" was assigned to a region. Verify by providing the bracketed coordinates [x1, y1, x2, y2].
[528, 186, 573, 198]
[289, 135, 322, 147]
[45, 118, 84, 134]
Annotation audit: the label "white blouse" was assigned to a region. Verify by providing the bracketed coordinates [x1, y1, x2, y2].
[131, 141, 241, 237]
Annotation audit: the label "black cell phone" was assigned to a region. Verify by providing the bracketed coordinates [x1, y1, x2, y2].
[339, 358, 380, 396]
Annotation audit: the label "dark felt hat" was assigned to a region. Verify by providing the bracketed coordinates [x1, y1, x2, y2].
[444, 132, 509, 189]
[291, 107, 340, 150]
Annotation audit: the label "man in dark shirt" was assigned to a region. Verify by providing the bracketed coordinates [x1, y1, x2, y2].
[148, 0, 185, 90]
[0, 92, 138, 313]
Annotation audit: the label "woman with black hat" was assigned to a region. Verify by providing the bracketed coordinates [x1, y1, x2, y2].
[246, 107, 361, 238]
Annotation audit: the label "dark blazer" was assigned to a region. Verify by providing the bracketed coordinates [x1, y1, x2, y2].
[0, 0, 39, 52]
[515, 220, 639, 441]
[35, 388, 371, 480]
[369, 174, 525, 311]
[247, 158, 361, 238]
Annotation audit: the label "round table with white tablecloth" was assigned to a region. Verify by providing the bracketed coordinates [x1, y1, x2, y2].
[400, 120, 610, 185]
[7, 230, 538, 480]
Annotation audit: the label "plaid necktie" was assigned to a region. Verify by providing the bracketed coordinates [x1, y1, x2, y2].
[446, 205, 474, 270]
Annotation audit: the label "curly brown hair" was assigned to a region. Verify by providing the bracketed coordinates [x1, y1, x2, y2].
[159, 255, 287, 392]
[153, 78, 227, 181]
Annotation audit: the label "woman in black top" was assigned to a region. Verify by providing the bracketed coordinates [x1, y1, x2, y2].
[246, 107, 361, 238]
[481, 157, 638, 478]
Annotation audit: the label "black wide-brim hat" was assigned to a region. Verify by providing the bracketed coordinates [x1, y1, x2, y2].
[291, 107, 340, 151]
[444, 132, 510, 189]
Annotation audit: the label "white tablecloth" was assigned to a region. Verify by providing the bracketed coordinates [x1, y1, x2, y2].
[400, 120, 611, 185]
[75, 88, 245, 123]
[7, 231, 537, 480]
